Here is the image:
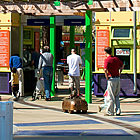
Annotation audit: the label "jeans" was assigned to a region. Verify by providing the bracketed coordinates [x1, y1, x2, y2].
[42, 66, 53, 98]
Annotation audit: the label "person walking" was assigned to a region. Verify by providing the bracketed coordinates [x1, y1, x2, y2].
[9, 54, 24, 97]
[67, 48, 82, 97]
[104, 47, 124, 116]
[38, 46, 53, 101]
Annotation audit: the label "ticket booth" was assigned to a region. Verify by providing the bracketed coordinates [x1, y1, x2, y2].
[94, 11, 140, 97]
[21, 17, 41, 94]
[0, 13, 41, 95]
[111, 27, 133, 71]
[0, 13, 20, 94]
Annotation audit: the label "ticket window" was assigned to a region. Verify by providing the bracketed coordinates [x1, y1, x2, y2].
[111, 28, 132, 70]
[114, 48, 130, 70]
[23, 45, 32, 67]
[23, 29, 33, 67]
[111, 28, 132, 40]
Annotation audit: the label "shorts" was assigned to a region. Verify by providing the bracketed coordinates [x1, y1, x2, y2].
[12, 84, 19, 93]
[69, 76, 80, 89]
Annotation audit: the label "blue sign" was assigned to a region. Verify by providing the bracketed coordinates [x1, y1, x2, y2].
[27, 19, 50, 26]
[64, 19, 85, 26]
[80, 43, 95, 49]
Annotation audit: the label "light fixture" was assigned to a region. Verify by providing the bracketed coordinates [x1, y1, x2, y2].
[54, 0, 60, 6]
[88, 0, 93, 5]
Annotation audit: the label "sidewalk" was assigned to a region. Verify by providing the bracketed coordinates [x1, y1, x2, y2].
[1, 79, 140, 140]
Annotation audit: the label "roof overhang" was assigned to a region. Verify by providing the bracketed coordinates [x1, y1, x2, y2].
[0, 0, 140, 15]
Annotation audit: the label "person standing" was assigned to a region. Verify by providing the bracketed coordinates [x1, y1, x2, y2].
[9, 54, 24, 97]
[104, 47, 124, 116]
[30, 48, 40, 90]
[38, 46, 53, 101]
[30, 48, 40, 76]
[67, 48, 82, 96]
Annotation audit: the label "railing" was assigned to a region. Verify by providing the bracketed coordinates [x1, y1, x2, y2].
[0, 101, 13, 140]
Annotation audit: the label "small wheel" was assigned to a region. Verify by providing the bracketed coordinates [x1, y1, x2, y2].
[69, 110, 74, 114]
[36, 97, 39, 100]
[82, 110, 87, 114]
[41, 95, 45, 99]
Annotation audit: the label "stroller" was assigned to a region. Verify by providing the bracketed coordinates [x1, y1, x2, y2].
[32, 70, 45, 100]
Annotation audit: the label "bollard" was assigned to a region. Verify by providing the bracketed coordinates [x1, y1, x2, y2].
[0, 101, 13, 140]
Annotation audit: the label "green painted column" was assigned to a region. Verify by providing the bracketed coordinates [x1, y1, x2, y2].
[70, 26, 75, 53]
[85, 10, 92, 103]
[50, 15, 56, 96]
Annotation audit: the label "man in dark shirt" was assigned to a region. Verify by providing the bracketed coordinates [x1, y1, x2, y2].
[30, 48, 40, 77]
[31, 49, 40, 70]
[30, 48, 40, 92]
[104, 47, 124, 116]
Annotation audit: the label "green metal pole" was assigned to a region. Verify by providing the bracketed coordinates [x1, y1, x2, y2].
[50, 15, 56, 96]
[70, 26, 75, 53]
[85, 10, 92, 103]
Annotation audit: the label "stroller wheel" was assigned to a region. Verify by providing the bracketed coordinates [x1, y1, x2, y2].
[36, 96, 39, 100]
[41, 95, 44, 99]
[55, 87, 58, 92]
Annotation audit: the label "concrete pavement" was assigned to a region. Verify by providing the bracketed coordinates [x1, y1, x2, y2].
[1, 79, 140, 140]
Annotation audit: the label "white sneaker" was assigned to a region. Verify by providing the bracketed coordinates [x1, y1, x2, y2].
[116, 109, 121, 116]
[104, 113, 113, 116]
[13, 96, 18, 101]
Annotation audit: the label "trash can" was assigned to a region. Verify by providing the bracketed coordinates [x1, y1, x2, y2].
[57, 68, 64, 85]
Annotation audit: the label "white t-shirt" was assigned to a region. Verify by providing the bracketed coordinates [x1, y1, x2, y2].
[67, 54, 82, 76]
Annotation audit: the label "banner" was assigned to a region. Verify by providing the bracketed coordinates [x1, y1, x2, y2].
[0, 30, 10, 67]
[96, 30, 109, 69]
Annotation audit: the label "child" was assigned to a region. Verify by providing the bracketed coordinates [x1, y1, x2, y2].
[9, 67, 19, 101]
[98, 89, 110, 112]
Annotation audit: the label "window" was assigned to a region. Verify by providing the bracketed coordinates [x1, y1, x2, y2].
[23, 30, 32, 40]
[111, 28, 132, 40]
[114, 48, 130, 70]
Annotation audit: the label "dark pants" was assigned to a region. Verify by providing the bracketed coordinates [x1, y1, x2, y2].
[12, 84, 19, 97]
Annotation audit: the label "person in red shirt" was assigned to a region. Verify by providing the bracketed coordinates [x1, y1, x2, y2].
[104, 47, 124, 116]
